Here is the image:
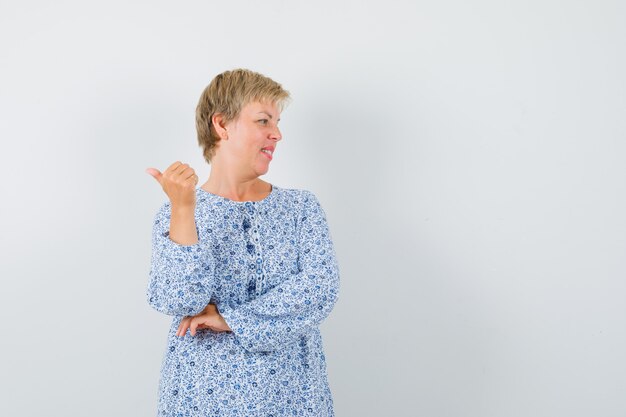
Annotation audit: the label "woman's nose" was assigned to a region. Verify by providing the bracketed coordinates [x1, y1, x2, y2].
[270, 125, 282, 141]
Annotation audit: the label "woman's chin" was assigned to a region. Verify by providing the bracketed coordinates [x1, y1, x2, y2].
[254, 163, 270, 176]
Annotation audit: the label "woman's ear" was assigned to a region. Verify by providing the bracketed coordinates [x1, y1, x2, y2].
[211, 113, 229, 140]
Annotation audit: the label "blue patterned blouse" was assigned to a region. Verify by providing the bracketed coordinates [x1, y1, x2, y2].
[146, 184, 341, 417]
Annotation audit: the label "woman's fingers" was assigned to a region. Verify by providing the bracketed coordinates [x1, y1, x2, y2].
[177, 310, 230, 337]
[177, 316, 192, 337]
[190, 316, 217, 336]
[172, 162, 188, 172]
[179, 166, 198, 185]
[177, 316, 207, 337]
[185, 171, 198, 184]
[149, 160, 199, 207]
[170, 163, 195, 182]
[166, 161, 183, 172]
[190, 317, 200, 336]
[145, 168, 163, 184]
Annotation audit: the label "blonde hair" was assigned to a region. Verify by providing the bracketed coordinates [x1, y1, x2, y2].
[195, 68, 291, 164]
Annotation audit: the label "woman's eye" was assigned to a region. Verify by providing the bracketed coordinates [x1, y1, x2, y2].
[258, 119, 268, 125]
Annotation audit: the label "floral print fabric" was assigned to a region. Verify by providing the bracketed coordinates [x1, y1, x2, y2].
[146, 184, 340, 416]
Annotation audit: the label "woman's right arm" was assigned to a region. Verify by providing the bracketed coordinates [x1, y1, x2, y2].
[146, 201, 216, 317]
[145, 161, 216, 317]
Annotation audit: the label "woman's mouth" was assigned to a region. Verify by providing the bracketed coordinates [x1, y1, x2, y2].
[261, 149, 273, 160]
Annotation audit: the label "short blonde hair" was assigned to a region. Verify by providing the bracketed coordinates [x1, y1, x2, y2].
[195, 68, 291, 164]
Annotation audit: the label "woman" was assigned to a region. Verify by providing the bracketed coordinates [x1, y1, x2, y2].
[145, 68, 341, 417]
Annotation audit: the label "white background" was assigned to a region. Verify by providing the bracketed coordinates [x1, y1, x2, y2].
[1, 1, 625, 416]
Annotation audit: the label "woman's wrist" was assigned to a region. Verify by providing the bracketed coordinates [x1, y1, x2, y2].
[169, 204, 199, 245]
[170, 203, 196, 213]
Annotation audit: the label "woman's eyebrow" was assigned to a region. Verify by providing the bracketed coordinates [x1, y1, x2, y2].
[257, 111, 280, 121]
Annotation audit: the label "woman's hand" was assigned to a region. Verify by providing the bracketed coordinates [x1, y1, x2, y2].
[176, 303, 232, 337]
[146, 161, 199, 209]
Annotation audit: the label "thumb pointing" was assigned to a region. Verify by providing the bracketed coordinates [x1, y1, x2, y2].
[145, 168, 162, 183]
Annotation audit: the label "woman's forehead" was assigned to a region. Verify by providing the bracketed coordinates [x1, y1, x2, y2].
[243, 100, 280, 116]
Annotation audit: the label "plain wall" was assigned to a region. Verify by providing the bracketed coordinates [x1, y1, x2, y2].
[1, 1, 625, 416]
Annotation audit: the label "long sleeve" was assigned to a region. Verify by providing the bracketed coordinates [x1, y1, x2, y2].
[218, 190, 340, 353]
[146, 201, 216, 317]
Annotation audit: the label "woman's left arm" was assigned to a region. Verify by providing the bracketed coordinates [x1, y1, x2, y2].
[216, 190, 341, 353]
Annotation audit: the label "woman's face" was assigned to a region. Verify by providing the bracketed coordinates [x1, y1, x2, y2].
[223, 100, 282, 176]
